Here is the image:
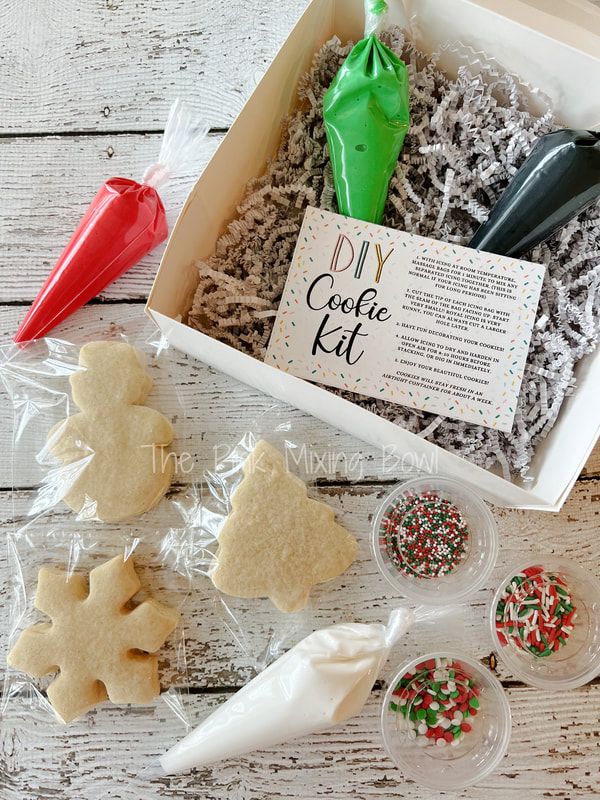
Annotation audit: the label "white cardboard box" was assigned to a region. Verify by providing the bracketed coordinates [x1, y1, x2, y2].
[147, 0, 600, 511]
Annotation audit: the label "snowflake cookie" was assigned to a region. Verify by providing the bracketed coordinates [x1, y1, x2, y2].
[211, 439, 358, 612]
[7, 555, 179, 722]
[48, 341, 174, 523]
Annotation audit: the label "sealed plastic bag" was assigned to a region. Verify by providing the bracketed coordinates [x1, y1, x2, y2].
[3, 524, 191, 722]
[1, 315, 196, 796]
[182, 416, 362, 667]
[0, 318, 185, 525]
[323, 0, 410, 223]
[178, 406, 465, 670]
[14, 100, 209, 343]
[469, 128, 600, 257]
[2, 520, 192, 795]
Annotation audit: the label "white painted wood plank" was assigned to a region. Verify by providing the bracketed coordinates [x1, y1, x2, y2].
[0, 0, 309, 134]
[1, 480, 599, 686]
[0, 304, 417, 489]
[1, 684, 599, 799]
[2, 1, 599, 797]
[2, 304, 599, 491]
[2, 0, 597, 137]
[0, 133, 221, 302]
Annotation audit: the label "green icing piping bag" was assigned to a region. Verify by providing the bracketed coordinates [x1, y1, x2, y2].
[323, 0, 410, 224]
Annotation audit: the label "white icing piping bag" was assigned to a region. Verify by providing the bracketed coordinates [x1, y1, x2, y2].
[160, 608, 414, 774]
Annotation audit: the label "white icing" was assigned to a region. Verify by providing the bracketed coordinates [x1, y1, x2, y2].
[160, 608, 413, 773]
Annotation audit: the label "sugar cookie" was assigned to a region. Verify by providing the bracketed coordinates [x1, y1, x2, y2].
[7, 555, 179, 723]
[211, 440, 357, 612]
[49, 341, 173, 522]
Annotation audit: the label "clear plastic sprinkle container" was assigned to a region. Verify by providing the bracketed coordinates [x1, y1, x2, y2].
[490, 556, 600, 689]
[372, 476, 498, 605]
[381, 652, 511, 791]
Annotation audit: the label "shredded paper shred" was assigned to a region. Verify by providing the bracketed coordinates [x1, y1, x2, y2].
[188, 31, 600, 481]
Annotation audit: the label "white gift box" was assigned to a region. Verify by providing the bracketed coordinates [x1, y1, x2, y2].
[147, 0, 600, 511]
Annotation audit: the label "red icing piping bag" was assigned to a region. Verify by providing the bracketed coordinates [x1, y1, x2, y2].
[14, 100, 208, 343]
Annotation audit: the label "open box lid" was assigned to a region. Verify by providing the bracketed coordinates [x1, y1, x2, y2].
[147, 0, 600, 510]
[399, 0, 600, 127]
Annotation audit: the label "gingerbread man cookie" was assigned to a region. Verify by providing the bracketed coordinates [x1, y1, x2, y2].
[211, 440, 357, 612]
[7, 555, 179, 723]
[49, 341, 174, 522]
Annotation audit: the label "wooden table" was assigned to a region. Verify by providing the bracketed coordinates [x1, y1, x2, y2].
[1, 2, 599, 797]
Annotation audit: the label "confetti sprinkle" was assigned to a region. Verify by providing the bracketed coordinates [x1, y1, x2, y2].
[390, 657, 480, 747]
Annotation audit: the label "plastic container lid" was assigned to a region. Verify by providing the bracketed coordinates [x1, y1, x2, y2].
[371, 476, 498, 605]
[489, 556, 600, 689]
[381, 651, 511, 790]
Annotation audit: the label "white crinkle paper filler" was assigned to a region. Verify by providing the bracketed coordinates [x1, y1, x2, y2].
[188, 30, 600, 481]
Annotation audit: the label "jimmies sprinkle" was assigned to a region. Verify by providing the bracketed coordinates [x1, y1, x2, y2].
[494, 566, 577, 657]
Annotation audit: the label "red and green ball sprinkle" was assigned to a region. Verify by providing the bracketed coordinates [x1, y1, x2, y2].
[389, 656, 480, 747]
[495, 566, 577, 657]
[379, 491, 469, 579]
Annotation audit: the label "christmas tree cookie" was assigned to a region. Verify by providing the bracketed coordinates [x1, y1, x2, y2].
[7, 555, 179, 723]
[48, 341, 174, 522]
[211, 440, 357, 612]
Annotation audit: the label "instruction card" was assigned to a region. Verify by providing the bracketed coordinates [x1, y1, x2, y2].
[266, 207, 545, 432]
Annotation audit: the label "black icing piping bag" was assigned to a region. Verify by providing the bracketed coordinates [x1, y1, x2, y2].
[469, 129, 600, 258]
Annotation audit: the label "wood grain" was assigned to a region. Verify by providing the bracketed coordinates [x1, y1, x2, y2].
[1, 685, 599, 800]
[1, 479, 599, 685]
[2, 1, 600, 797]
[0, 0, 309, 134]
[0, 133, 222, 302]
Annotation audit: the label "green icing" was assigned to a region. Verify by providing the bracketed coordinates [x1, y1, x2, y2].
[323, 34, 410, 224]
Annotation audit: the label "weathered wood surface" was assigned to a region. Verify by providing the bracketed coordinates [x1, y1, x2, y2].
[1, 0, 600, 797]
[1, 479, 599, 684]
[0, 0, 308, 134]
[0, 134, 222, 301]
[2, 685, 600, 800]
[0, 304, 598, 489]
